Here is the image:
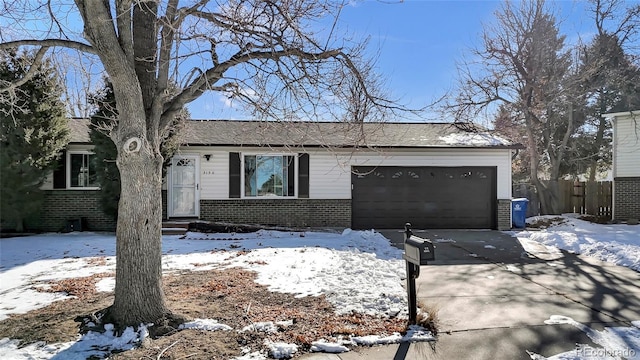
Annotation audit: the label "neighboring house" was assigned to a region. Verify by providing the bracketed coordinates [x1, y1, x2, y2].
[603, 110, 640, 222]
[36, 119, 520, 232]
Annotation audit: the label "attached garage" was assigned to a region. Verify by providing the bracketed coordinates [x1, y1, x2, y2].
[352, 166, 497, 229]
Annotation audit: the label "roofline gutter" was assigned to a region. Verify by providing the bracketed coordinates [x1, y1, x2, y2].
[180, 143, 524, 150]
[69, 140, 524, 150]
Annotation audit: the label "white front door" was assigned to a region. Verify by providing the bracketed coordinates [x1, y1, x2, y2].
[168, 155, 200, 217]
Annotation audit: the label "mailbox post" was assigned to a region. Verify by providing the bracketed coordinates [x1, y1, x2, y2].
[403, 223, 435, 325]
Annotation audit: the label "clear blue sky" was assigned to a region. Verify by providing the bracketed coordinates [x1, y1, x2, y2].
[188, 1, 595, 121]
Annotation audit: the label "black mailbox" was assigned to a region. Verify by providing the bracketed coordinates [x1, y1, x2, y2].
[403, 223, 434, 325]
[404, 235, 435, 265]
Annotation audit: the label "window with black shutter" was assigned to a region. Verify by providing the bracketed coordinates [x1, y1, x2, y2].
[298, 153, 309, 198]
[229, 152, 241, 198]
[52, 151, 67, 189]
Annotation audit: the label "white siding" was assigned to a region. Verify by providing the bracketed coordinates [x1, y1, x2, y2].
[173, 147, 232, 199]
[309, 148, 513, 199]
[200, 149, 229, 199]
[189, 147, 513, 201]
[614, 116, 640, 177]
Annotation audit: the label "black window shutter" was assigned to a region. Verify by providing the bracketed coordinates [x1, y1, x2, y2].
[53, 150, 66, 189]
[287, 156, 295, 196]
[298, 153, 309, 198]
[229, 152, 241, 198]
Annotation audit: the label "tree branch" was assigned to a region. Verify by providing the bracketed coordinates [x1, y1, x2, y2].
[0, 39, 95, 54]
[0, 46, 49, 94]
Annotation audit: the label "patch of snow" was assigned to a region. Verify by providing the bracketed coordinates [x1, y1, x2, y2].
[434, 238, 456, 243]
[352, 334, 402, 345]
[403, 325, 437, 342]
[240, 322, 278, 333]
[95, 277, 115, 292]
[223, 230, 407, 316]
[350, 325, 435, 345]
[27, 323, 149, 359]
[0, 338, 74, 359]
[530, 316, 640, 359]
[232, 351, 268, 360]
[266, 341, 298, 359]
[179, 319, 232, 331]
[484, 245, 496, 249]
[511, 215, 640, 271]
[310, 339, 350, 353]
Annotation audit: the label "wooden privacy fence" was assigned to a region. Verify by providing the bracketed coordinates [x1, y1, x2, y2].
[559, 180, 612, 218]
[513, 180, 612, 218]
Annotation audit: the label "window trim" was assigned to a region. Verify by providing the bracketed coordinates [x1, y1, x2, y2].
[66, 150, 100, 190]
[240, 153, 298, 199]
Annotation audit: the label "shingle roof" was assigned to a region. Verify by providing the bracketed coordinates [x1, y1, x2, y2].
[178, 120, 519, 148]
[68, 118, 520, 148]
[68, 118, 91, 143]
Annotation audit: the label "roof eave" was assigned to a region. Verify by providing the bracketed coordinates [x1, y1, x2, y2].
[69, 141, 93, 145]
[181, 143, 523, 149]
[602, 110, 640, 118]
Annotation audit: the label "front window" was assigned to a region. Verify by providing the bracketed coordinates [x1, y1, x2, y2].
[244, 155, 295, 197]
[69, 153, 97, 188]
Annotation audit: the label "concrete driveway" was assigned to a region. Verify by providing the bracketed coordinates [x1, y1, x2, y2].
[338, 229, 640, 359]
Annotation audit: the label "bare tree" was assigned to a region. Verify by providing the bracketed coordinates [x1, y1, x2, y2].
[580, 0, 640, 181]
[445, 0, 574, 214]
[53, 50, 103, 118]
[0, 0, 397, 329]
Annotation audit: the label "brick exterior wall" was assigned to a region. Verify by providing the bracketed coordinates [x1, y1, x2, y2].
[29, 190, 116, 232]
[614, 177, 640, 221]
[200, 199, 351, 228]
[497, 199, 512, 230]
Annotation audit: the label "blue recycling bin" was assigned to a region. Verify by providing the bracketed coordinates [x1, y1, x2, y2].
[511, 198, 529, 228]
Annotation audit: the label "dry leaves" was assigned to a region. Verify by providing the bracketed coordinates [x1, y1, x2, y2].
[37, 272, 113, 299]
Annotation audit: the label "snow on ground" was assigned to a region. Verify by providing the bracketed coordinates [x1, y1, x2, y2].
[528, 316, 640, 360]
[512, 215, 640, 360]
[0, 228, 418, 359]
[2, 216, 638, 359]
[0, 323, 149, 360]
[512, 214, 640, 271]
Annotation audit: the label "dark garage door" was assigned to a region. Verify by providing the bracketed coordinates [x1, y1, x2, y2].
[352, 166, 497, 229]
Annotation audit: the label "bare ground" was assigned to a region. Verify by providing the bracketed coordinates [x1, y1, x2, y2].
[0, 267, 411, 359]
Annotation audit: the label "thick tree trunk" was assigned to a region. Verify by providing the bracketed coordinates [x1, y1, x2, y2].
[525, 114, 548, 216]
[109, 147, 169, 326]
[587, 119, 606, 182]
[543, 106, 574, 215]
